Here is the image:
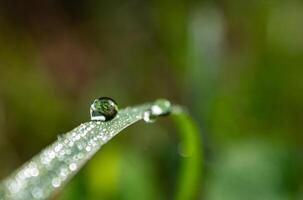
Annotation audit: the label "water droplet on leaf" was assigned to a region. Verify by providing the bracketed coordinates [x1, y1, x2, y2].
[151, 99, 172, 116]
[90, 97, 118, 121]
[51, 178, 61, 188]
[143, 99, 172, 123]
[143, 111, 156, 123]
[69, 163, 77, 171]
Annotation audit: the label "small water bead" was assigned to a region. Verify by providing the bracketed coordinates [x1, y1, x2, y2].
[143, 111, 156, 123]
[90, 97, 118, 121]
[77, 142, 84, 150]
[54, 143, 63, 152]
[51, 178, 61, 188]
[69, 163, 77, 171]
[85, 146, 91, 152]
[143, 99, 172, 123]
[60, 167, 68, 178]
[31, 187, 43, 199]
[68, 141, 74, 147]
[77, 153, 84, 159]
[65, 149, 72, 155]
[30, 167, 39, 177]
[48, 151, 56, 159]
[151, 99, 172, 116]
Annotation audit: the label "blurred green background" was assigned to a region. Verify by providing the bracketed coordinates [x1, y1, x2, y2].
[0, 0, 302, 199]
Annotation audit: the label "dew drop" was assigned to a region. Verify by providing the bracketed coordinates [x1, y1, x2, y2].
[48, 151, 55, 159]
[52, 177, 61, 188]
[30, 167, 39, 177]
[77, 142, 84, 150]
[143, 111, 156, 123]
[77, 153, 84, 159]
[66, 149, 72, 155]
[90, 97, 118, 121]
[69, 163, 77, 171]
[31, 187, 43, 199]
[85, 146, 91, 152]
[68, 141, 74, 147]
[54, 143, 63, 152]
[75, 134, 81, 141]
[60, 167, 68, 178]
[143, 99, 172, 123]
[151, 99, 172, 116]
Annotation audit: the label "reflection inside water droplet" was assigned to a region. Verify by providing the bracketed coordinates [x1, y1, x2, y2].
[90, 97, 119, 121]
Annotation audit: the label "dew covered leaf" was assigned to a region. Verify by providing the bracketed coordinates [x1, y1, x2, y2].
[0, 101, 203, 200]
[0, 103, 152, 200]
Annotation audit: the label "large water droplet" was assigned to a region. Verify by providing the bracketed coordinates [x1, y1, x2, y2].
[90, 97, 118, 121]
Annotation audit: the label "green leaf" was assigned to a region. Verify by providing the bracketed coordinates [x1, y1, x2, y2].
[0, 101, 203, 200]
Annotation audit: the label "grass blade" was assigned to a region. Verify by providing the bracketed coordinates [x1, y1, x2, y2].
[0, 103, 152, 200]
[0, 101, 203, 200]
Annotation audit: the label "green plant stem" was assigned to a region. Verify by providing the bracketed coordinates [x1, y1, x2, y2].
[172, 106, 203, 200]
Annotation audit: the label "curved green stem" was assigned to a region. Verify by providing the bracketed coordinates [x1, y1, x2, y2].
[172, 106, 203, 200]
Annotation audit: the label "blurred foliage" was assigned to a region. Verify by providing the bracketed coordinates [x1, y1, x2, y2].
[0, 0, 302, 199]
